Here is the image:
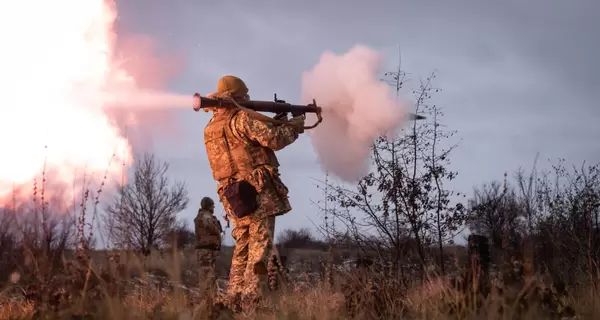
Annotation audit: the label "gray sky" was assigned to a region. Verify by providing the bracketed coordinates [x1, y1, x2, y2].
[115, 0, 599, 244]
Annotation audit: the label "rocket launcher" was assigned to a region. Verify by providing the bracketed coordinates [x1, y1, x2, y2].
[192, 92, 425, 130]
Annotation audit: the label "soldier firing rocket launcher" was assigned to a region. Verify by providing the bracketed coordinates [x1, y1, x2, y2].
[192, 92, 426, 130]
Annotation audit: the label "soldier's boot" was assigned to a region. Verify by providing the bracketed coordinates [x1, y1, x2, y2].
[240, 273, 269, 312]
[223, 293, 242, 313]
[211, 301, 235, 319]
[268, 256, 279, 291]
[241, 293, 262, 312]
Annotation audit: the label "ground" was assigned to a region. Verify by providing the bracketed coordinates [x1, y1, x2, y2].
[0, 246, 597, 319]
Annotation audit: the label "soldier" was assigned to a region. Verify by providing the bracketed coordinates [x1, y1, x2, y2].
[202, 75, 304, 307]
[194, 196, 223, 301]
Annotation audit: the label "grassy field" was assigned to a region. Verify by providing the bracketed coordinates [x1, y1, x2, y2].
[0, 244, 598, 319]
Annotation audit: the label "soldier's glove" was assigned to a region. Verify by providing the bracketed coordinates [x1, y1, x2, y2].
[273, 112, 288, 121]
[289, 115, 305, 134]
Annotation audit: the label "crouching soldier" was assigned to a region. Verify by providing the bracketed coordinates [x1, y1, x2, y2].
[194, 197, 223, 302]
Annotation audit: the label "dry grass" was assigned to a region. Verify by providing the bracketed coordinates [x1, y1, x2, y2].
[0, 246, 598, 320]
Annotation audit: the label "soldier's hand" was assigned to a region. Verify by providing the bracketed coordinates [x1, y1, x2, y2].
[289, 115, 305, 134]
[273, 112, 288, 121]
[222, 215, 230, 227]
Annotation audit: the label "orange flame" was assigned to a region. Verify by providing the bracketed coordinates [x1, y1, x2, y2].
[0, 0, 134, 204]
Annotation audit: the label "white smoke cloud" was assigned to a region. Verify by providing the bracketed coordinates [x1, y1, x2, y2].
[301, 45, 406, 182]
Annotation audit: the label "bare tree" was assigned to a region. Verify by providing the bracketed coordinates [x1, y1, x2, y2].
[316, 59, 464, 277]
[278, 228, 324, 249]
[104, 153, 189, 254]
[428, 105, 466, 273]
[467, 177, 524, 261]
[531, 160, 600, 282]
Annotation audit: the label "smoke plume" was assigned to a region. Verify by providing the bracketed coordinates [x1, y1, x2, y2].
[104, 33, 187, 148]
[301, 45, 407, 182]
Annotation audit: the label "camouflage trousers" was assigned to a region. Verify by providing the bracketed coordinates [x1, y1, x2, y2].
[227, 215, 276, 300]
[197, 248, 217, 300]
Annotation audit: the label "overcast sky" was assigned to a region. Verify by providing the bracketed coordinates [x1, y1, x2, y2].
[114, 0, 599, 244]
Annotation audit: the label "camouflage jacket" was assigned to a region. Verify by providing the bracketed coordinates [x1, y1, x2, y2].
[205, 109, 298, 226]
[194, 209, 222, 249]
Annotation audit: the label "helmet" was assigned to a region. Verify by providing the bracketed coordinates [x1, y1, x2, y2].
[217, 75, 249, 99]
[200, 197, 215, 210]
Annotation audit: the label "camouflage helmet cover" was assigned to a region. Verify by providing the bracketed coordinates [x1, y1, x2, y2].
[200, 197, 215, 210]
[216, 75, 249, 99]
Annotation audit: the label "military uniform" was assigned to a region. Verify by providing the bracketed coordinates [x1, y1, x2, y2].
[194, 206, 223, 298]
[203, 76, 303, 303]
